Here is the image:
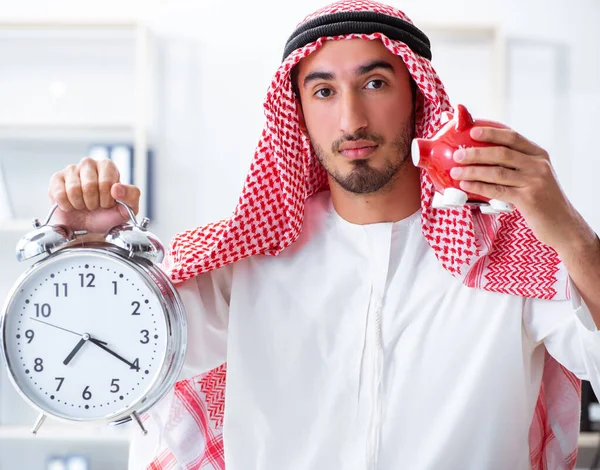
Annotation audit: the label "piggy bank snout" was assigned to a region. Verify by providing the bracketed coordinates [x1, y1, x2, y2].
[411, 138, 432, 168]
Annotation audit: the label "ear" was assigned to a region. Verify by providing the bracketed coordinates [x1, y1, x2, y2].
[297, 101, 308, 134]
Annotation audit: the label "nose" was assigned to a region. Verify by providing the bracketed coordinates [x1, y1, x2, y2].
[339, 90, 368, 135]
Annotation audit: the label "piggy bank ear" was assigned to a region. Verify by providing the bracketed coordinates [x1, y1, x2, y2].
[456, 104, 475, 132]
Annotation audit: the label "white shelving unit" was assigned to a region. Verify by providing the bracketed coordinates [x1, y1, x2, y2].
[419, 23, 506, 121]
[0, 20, 159, 470]
[0, 20, 158, 230]
[0, 424, 131, 442]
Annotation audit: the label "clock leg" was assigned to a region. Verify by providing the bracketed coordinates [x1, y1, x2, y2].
[131, 411, 148, 436]
[31, 413, 47, 435]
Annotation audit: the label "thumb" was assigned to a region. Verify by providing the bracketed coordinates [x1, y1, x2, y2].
[111, 183, 141, 216]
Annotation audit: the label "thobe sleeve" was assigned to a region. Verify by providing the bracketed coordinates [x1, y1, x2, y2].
[176, 264, 232, 379]
[523, 281, 600, 387]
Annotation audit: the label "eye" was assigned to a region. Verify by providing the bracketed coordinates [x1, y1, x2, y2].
[365, 80, 386, 90]
[314, 88, 333, 99]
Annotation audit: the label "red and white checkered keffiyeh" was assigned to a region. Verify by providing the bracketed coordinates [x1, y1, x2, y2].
[147, 1, 581, 468]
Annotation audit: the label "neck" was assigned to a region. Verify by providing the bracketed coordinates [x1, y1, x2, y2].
[329, 164, 422, 225]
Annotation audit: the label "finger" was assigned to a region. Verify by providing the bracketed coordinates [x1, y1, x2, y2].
[450, 164, 525, 188]
[459, 180, 517, 203]
[469, 127, 540, 155]
[111, 184, 141, 216]
[454, 146, 522, 169]
[63, 164, 86, 211]
[79, 158, 100, 210]
[97, 159, 120, 209]
[48, 171, 75, 211]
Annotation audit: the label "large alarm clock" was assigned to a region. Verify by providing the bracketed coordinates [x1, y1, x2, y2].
[0, 201, 187, 435]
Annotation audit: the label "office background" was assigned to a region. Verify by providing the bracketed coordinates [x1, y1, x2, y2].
[0, 0, 598, 468]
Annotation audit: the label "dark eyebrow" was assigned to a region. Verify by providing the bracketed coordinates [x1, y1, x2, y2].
[356, 60, 395, 76]
[302, 60, 395, 89]
[303, 71, 334, 88]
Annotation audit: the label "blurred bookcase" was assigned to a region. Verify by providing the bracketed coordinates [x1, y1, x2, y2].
[0, 20, 158, 232]
[0, 20, 160, 470]
[419, 23, 506, 122]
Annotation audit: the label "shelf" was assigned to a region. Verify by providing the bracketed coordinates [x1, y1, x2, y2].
[0, 120, 135, 129]
[420, 23, 501, 37]
[0, 219, 37, 233]
[0, 425, 131, 443]
[0, 21, 138, 29]
[0, 122, 136, 142]
[579, 431, 600, 447]
[1, 425, 598, 446]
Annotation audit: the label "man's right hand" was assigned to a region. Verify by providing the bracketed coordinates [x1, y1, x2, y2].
[48, 157, 141, 234]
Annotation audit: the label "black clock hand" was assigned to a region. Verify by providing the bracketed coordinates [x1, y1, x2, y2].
[89, 338, 140, 371]
[62, 333, 106, 366]
[63, 335, 88, 365]
[29, 319, 108, 364]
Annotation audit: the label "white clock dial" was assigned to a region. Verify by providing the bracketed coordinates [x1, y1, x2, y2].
[2, 252, 169, 421]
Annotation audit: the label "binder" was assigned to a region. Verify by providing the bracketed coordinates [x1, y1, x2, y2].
[110, 144, 133, 186]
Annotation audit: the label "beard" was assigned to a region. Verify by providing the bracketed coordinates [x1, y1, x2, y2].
[312, 114, 415, 195]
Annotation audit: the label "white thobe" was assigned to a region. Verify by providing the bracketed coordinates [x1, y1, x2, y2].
[130, 190, 600, 470]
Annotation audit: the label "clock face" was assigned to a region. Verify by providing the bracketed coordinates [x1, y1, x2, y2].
[1, 251, 169, 421]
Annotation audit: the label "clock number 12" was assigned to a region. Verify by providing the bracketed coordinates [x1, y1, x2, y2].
[79, 273, 95, 288]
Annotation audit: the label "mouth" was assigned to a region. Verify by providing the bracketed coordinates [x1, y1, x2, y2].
[338, 141, 379, 160]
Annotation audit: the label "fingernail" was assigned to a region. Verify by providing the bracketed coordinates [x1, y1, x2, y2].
[114, 185, 125, 198]
[470, 128, 482, 139]
[454, 150, 466, 162]
[450, 167, 462, 178]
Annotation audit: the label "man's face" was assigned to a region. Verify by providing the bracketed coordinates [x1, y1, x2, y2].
[295, 39, 416, 194]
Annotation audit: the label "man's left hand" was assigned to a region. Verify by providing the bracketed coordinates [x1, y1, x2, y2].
[449, 126, 581, 251]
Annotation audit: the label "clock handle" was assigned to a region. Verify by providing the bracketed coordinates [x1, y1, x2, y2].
[114, 200, 144, 227]
[36, 201, 141, 230]
[34, 203, 60, 228]
[33, 202, 87, 237]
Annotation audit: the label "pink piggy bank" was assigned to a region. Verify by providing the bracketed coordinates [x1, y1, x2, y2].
[411, 104, 514, 214]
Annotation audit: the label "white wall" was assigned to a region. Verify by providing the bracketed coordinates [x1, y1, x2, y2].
[1, 0, 598, 238]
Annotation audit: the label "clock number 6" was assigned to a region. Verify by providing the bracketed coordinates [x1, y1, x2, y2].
[82, 386, 92, 400]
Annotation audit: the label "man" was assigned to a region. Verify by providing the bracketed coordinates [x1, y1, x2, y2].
[48, 1, 600, 469]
